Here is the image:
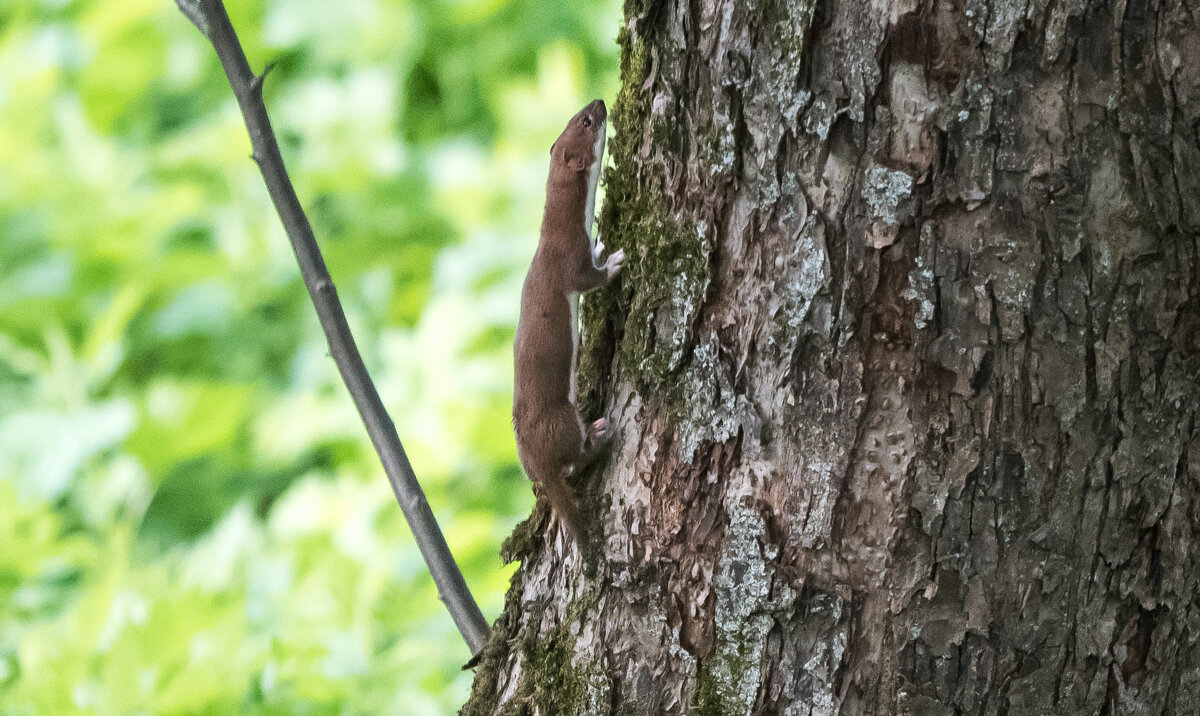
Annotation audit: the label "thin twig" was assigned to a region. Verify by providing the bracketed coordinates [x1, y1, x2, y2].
[174, 0, 207, 37]
[182, 0, 490, 656]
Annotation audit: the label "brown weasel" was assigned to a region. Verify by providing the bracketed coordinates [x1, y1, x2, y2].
[513, 99, 622, 539]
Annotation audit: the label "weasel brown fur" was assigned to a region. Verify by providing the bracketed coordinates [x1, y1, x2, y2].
[512, 99, 622, 540]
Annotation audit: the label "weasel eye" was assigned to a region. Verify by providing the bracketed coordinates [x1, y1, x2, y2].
[582, 116, 592, 128]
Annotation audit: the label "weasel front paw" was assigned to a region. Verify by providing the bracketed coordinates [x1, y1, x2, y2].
[603, 248, 625, 280]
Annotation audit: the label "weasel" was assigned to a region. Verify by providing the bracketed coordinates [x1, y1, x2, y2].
[513, 99, 622, 540]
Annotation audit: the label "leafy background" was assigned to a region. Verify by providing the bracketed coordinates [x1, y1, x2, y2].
[0, 0, 618, 712]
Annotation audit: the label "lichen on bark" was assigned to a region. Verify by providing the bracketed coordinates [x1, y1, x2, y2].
[465, 0, 1200, 712]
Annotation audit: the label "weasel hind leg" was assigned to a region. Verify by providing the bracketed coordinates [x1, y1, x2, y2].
[517, 406, 613, 540]
[523, 403, 586, 537]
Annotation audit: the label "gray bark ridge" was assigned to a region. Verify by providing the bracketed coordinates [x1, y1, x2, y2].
[465, 0, 1200, 713]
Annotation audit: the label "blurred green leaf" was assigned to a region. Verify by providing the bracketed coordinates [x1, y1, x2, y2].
[0, 0, 619, 710]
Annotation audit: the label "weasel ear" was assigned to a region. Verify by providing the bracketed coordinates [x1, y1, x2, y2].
[550, 139, 558, 157]
[567, 154, 588, 172]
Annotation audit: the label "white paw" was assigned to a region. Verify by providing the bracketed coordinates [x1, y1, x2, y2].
[589, 418, 608, 441]
[604, 248, 625, 280]
[592, 236, 606, 264]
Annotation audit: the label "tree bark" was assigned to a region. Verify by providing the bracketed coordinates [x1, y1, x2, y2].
[464, 0, 1200, 713]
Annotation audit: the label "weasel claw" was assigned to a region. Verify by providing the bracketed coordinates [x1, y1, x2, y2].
[588, 418, 608, 442]
[605, 248, 625, 279]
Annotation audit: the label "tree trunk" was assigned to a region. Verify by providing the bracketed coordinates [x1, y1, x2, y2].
[463, 0, 1200, 712]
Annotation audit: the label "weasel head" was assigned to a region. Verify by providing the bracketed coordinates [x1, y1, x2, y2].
[550, 99, 607, 176]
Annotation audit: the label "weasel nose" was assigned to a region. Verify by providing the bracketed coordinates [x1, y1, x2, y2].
[587, 99, 607, 121]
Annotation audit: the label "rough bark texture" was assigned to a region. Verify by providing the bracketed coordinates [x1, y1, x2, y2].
[464, 0, 1200, 713]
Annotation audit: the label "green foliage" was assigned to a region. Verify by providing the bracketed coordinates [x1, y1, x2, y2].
[0, 0, 619, 711]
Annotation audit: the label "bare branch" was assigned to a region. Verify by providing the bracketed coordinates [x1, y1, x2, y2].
[174, 0, 207, 37]
[179, 0, 490, 656]
[249, 61, 275, 98]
